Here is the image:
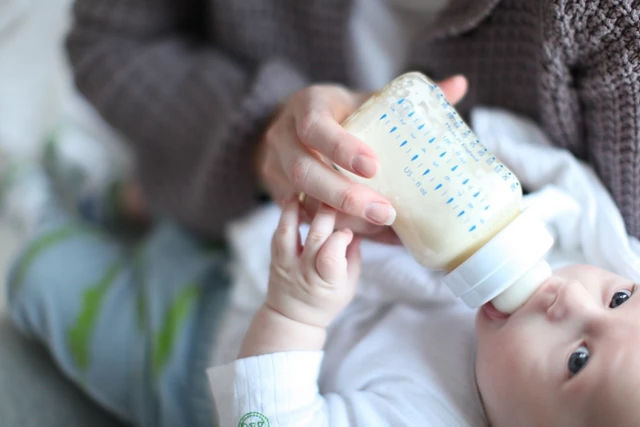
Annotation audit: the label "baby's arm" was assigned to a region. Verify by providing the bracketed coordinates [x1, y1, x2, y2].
[239, 197, 361, 357]
[207, 200, 470, 426]
[209, 198, 366, 426]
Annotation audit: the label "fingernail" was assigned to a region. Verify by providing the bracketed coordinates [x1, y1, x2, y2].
[365, 202, 396, 225]
[352, 155, 377, 177]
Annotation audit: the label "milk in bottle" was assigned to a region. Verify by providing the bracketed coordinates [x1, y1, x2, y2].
[339, 72, 553, 313]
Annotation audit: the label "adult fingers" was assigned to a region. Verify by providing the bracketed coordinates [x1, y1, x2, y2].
[345, 235, 361, 286]
[271, 197, 301, 263]
[315, 228, 353, 284]
[301, 198, 400, 244]
[437, 75, 468, 105]
[293, 88, 378, 178]
[288, 152, 396, 226]
[296, 111, 378, 178]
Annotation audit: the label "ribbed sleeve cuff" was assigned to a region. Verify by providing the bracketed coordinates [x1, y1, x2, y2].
[207, 351, 324, 426]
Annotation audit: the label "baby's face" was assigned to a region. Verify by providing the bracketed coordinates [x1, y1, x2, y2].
[475, 264, 640, 426]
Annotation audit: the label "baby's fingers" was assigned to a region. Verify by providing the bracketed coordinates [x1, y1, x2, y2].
[346, 235, 362, 285]
[302, 203, 337, 265]
[271, 197, 302, 262]
[315, 228, 353, 284]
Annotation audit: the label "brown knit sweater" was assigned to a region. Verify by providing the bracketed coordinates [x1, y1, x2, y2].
[66, 0, 640, 239]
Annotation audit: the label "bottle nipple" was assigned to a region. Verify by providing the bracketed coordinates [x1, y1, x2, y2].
[441, 209, 554, 311]
[490, 260, 552, 313]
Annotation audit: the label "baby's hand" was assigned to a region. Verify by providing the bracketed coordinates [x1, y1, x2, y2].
[238, 198, 361, 357]
[266, 197, 361, 329]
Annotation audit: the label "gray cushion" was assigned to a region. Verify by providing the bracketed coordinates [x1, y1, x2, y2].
[0, 315, 129, 427]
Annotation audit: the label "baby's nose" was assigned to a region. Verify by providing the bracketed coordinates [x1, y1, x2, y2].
[546, 279, 597, 322]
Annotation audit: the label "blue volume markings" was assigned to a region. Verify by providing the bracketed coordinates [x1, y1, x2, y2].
[473, 192, 480, 198]
[435, 183, 443, 190]
[458, 210, 465, 217]
[398, 98, 405, 104]
[418, 124, 425, 130]
[451, 165, 458, 171]
[379, 113, 387, 120]
[462, 179, 469, 185]
[390, 126, 398, 133]
[447, 197, 454, 204]
[408, 111, 415, 117]
[469, 225, 477, 232]
[422, 169, 430, 175]
[400, 140, 408, 147]
[411, 154, 419, 161]
[440, 151, 446, 157]
[428, 137, 436, 143]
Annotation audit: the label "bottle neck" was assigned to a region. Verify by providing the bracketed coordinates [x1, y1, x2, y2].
[491, 260, 553, 313]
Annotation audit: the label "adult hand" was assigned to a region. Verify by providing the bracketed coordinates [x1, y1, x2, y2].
[255, 75, 468, 241]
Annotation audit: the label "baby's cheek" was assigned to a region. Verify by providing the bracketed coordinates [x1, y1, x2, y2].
[476, 327, 530, 393]
[476, 344, 539, 427]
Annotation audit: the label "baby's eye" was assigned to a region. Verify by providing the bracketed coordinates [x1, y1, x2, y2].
[609, 289, 632, 308]
[568, 345, 589, 376]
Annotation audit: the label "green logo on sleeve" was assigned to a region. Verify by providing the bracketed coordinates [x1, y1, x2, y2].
[238, 411, 270, 427]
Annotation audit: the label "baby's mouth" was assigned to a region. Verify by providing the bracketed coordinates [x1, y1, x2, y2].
[481, 301, 510, 321]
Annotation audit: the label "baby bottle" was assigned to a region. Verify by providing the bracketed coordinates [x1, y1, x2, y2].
[340, 72, 553, 313]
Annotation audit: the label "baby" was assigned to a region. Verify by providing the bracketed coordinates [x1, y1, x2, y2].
[208, 197, 640, 427]
[477, 263, 640, 427]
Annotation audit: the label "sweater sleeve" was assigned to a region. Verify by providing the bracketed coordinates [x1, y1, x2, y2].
[66, 0, 308, 239]
[207, 351, 467, 427]
[570, 1, 640, 237]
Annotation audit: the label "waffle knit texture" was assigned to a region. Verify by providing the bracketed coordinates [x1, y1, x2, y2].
[66, 0, 640, 238]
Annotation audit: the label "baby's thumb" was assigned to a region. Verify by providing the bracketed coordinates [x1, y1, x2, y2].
[346, 236, 362, 286]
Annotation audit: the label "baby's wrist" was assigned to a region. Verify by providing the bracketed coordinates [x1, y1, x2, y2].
[238, 304, 327, 359]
